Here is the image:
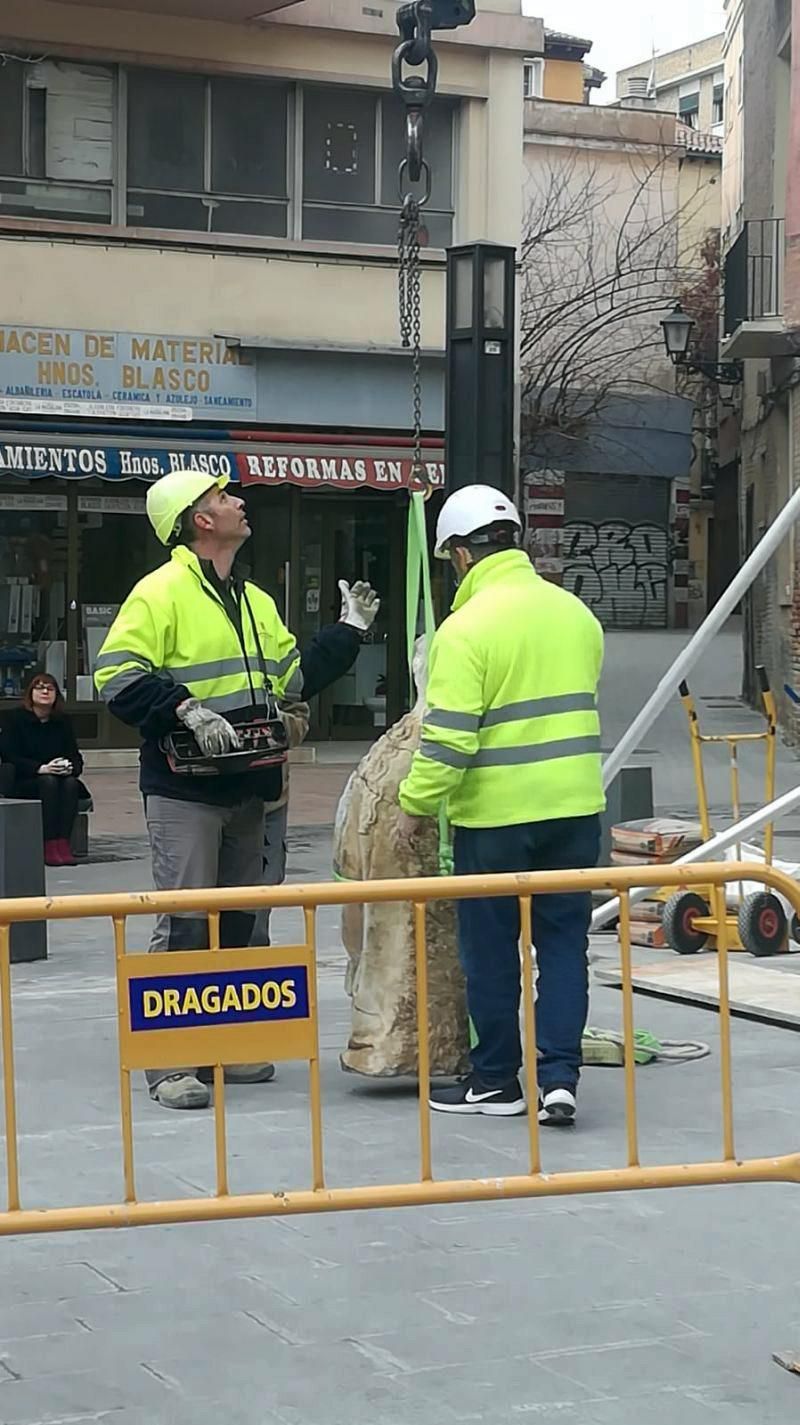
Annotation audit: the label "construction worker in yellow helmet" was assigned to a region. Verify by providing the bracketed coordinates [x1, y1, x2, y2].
[96, 469, 379, 1111]
[397, 485, 604, 1127]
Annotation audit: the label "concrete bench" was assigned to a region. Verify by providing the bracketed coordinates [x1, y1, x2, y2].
[70, 795, 94, 860]
[0, 765, 93, 862]
[0, 798, 47, 962]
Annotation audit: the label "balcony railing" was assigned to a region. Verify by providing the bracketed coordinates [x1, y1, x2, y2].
[724, 219, 784, 336]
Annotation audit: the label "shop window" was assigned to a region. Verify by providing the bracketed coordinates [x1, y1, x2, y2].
[0, 58, 113, 222]
[302, 86, 454, 246]
[127, 70, 289, 237]
[0, 496, 69, 701]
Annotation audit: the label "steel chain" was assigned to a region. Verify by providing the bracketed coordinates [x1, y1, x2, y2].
[393, 0, 441, 495]
[398, 195, 424, 482]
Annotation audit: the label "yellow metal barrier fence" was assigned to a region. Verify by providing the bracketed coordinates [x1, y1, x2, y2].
[1, 861, 800, 1237]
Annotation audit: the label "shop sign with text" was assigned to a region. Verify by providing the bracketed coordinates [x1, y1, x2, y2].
[0, 326, 256, 419]
[0, 442, 445, 491]
[238, 452, 445, 490]
[0, 443, 236, 479]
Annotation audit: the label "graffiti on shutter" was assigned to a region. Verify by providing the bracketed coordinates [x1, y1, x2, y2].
[561, 520, 669, 628]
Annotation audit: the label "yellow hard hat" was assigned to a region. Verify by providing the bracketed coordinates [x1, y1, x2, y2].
[146, 469, 230, 546]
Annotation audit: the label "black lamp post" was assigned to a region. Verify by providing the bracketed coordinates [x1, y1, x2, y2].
[445, 242, 515, 496]
[659, 302, 742, 385]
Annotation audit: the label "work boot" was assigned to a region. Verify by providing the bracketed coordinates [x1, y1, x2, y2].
[198, 1063, 276, 1085]
[57, 838, 77, 866]
[151, 1074, 210, 1110]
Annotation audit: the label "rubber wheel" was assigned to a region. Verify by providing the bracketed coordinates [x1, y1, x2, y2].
[738, 892, 787, 958]
[663, 891, 711, 955]
[791, 913, 800, 946]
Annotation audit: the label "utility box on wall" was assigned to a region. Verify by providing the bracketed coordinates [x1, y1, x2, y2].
[445, 242, 515, 497]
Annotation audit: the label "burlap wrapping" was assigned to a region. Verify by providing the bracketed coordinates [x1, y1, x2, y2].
[334, 647, 469, 1078]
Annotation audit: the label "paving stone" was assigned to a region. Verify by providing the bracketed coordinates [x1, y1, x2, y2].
[536, 1341, 743, 1400]
[3, 668, 800, 1425]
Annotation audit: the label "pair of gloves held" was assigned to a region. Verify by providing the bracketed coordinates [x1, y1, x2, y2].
[177, 580, 380, 758]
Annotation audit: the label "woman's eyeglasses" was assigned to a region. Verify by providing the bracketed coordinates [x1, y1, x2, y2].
[32, 682, 55, 692]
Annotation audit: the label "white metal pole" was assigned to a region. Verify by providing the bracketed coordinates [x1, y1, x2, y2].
[591, 783, 800, 932]
[602, 484, 800, 790]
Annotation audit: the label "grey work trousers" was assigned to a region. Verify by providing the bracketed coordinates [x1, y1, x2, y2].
[145, 793, 264, 1088]
[251, 802, 289, 947]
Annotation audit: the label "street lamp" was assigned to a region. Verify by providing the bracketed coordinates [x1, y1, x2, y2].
[445, 242, 515, 495]
[660, 303, 695, 361]
[659, 302, 742, 385]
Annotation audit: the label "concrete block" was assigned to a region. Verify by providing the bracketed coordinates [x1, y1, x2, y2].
[599, 763, 654, 865]
[0, 799, 47, 962]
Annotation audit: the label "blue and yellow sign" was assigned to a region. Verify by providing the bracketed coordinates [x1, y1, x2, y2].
[129, 966, 309, 1032]
[117, 947, 317, 1073]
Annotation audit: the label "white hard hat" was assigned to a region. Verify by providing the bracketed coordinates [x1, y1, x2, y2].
[434, 485, 522, 558]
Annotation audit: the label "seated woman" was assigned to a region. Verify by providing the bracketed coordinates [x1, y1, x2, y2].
[1, 673, 88, 867]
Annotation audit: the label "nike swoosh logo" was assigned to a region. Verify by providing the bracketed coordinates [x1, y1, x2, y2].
[465, 1087, 502, 1103]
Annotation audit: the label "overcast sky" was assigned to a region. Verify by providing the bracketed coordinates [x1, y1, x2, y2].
[524, 0, 726, 96]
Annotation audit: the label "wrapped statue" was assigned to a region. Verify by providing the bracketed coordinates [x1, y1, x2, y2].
[334, 639, 470, 1078]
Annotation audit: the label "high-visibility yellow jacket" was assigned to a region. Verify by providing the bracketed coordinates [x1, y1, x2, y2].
[398, 549, 605, 829]
[94, 545, 302, 803]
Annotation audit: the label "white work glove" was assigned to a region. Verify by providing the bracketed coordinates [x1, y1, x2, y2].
[176, 698, 240, 756]
[339, 579, 380, 634]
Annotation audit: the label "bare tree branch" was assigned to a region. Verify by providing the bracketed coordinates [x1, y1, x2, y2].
[520, 143, 716, 440]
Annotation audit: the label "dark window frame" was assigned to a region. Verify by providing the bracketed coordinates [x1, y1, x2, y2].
[678, 91, 700, 130]
[712, 82, 724, 126]
[299, 83, 455, 247]
[126, 68, 291, 239]
[0, 56, 458, 250]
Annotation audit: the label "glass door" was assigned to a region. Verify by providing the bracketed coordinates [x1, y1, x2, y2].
[295, 494, 404, 741]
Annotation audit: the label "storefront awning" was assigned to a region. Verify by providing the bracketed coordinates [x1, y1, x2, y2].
[0, 432, 445, 492]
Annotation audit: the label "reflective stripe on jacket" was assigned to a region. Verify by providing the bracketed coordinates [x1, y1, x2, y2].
[94, 545, 301, 714]
[398, 549, 605, 829]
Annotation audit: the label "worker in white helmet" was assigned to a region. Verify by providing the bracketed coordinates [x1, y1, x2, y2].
[397, 485, 604, 1126]
[95, 469, 378, 1111]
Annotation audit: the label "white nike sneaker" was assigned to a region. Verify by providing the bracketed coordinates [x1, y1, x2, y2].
[429, 1074, 527, 1116]
[538, 1086, 577, 1126]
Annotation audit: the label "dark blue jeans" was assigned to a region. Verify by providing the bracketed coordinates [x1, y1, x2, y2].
[453, 814, 600, 1090]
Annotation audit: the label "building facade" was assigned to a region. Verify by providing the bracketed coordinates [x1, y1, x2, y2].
[520, 99, 720, 630]
[0, 0, 541, 745]
[721, 0, 796, 726]
[523, 30, 604, 106]
[617, 34, 725, 137]
[721, 0, 745, 247]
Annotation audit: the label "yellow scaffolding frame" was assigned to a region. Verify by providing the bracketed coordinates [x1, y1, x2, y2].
[1, 860, 800, 1238]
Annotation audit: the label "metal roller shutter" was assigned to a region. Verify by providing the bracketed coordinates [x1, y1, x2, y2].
[561, 473, 670, 629]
